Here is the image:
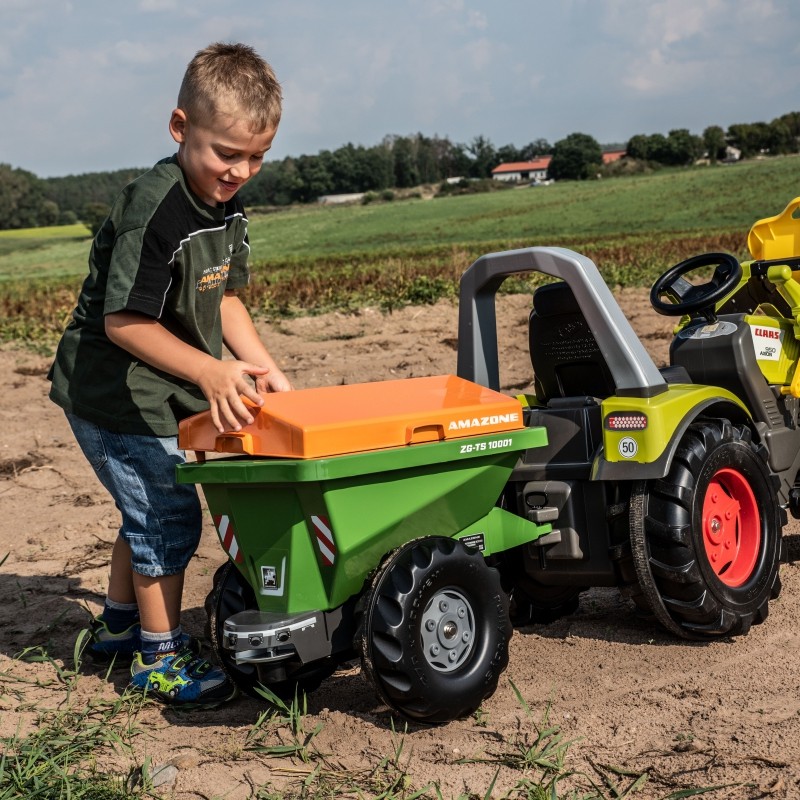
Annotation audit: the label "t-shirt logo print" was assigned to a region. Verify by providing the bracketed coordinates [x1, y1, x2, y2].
[196, 258, 231, 292]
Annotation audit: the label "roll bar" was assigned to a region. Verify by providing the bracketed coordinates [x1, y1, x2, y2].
[456, 246, 667, 397]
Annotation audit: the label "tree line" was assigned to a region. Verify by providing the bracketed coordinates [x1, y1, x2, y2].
[1, 111, 798, 231]
[627, 112, 800, 165]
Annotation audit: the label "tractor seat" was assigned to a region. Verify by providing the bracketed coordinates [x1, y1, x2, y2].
[529, 281, 615, 403]
[529, 281, 690, 404]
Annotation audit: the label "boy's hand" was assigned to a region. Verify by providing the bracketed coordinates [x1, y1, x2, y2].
[255, 368, 293, 394]
[196, 359, 271, 433]
[218, 292, 293, 400]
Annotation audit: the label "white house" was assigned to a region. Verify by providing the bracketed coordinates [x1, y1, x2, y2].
[318, 192, 366, 205]
[491, 157, 551, 183]
[491, 150, 627, 183]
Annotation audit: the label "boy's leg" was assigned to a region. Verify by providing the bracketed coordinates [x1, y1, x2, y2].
[133, 570, 184, 634]
[65, 414, 236, 706]
[107, 538, 185, 636]
[108, 537, 136, 605]
[90, 538, 191, 660]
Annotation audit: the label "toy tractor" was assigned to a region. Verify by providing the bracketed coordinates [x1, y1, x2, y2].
[177, 198, 800, 723]
[457, 199, 800, 639]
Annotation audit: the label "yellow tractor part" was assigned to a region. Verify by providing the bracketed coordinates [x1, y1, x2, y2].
[748, 197, 800, 396]
[748, 196, 800, 261]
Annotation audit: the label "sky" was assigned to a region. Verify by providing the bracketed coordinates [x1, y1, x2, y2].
[1, 0, 799, 178]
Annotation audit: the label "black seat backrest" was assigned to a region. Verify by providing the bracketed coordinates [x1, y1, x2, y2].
[529, 281, 615, 403]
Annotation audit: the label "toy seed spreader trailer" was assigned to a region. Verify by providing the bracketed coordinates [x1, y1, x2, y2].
[178, 376, 552, 722]
[178, 198, 800, 723]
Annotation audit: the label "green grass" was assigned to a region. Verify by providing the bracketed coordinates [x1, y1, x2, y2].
[0, 223, 92, 279]
[0, 223, 90, 240]
[3, 156, 800, 281]
[0, 641, 147, 799]
[245, 155, 800, 261]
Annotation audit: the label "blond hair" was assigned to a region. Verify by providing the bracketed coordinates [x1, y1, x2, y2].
[177, 42, 282, 132]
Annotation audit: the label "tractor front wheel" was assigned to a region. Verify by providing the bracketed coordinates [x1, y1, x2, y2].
[629, 419, 784, 639]
[360, 537, 511, 723]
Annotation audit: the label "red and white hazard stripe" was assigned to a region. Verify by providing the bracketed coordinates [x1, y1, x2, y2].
[214, 514, 243, 563]
[311, 515, 336, 566]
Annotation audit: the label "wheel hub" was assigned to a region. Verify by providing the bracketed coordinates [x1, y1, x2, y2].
[420, 588, 475, 672]
[702, 467, 760, 587]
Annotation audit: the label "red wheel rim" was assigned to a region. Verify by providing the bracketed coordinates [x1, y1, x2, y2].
[701, 467, 760, 587]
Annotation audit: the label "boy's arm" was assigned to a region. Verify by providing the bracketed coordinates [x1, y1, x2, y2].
[220, 291, 293, 394]
[105, 310, 270, 434]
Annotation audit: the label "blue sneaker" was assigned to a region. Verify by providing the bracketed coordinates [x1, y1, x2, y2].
[87, 617, 201, 663]
[129, 647, 238, 708]
[87, 618, 141, 661]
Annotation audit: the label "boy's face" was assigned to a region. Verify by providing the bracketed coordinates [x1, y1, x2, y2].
[169, 108, 276, 206]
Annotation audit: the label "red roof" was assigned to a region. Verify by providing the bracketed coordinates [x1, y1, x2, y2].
[492, 151, 626, 175]
[491, 157, 551, 174]
[602, 149, 626, 164]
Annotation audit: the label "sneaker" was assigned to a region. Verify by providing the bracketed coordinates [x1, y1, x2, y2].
[87, 618, 141, 661]
[129, 647, 238, 708]
[86, 617, 202, 663]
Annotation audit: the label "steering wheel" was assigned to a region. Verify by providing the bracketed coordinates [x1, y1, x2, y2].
[650, 252, 742, 317]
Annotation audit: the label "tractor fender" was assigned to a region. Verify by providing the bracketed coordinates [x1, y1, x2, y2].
[591, 393, 753, 482]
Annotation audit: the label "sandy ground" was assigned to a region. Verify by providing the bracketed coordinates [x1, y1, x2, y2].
[2, 290, 800, 799]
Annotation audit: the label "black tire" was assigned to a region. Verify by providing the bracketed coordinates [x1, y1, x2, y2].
[495, 547, 583, 625]
[492, 493, 585, 626]
[630, 419, 784, 639]
[360, 537, 511, 724]
[508, 582, 582, 626]
[205, 561, 336, 699]
[608, 490, 656, 619]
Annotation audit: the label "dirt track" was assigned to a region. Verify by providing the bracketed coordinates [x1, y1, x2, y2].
[2, 290, 800, 798]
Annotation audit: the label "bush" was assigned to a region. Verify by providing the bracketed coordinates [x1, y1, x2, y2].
[436, 178, 513, 197]
[59, 210, 79, 225]
[362, 190, 398, 205]
[549, 132, 603, 180]
[82, 202, 110, 236]
[598, 158, 656, 178]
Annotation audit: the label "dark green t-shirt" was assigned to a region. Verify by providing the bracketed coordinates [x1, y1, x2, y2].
[49, 156, 251, 436]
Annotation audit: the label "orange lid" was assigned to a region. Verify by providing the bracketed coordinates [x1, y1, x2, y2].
[178, 374, 524, 458]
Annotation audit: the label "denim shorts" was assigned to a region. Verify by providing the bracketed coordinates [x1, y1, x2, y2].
[66, 413, 202, 577]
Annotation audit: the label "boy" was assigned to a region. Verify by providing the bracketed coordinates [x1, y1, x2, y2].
[49, 42, 291, 708]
